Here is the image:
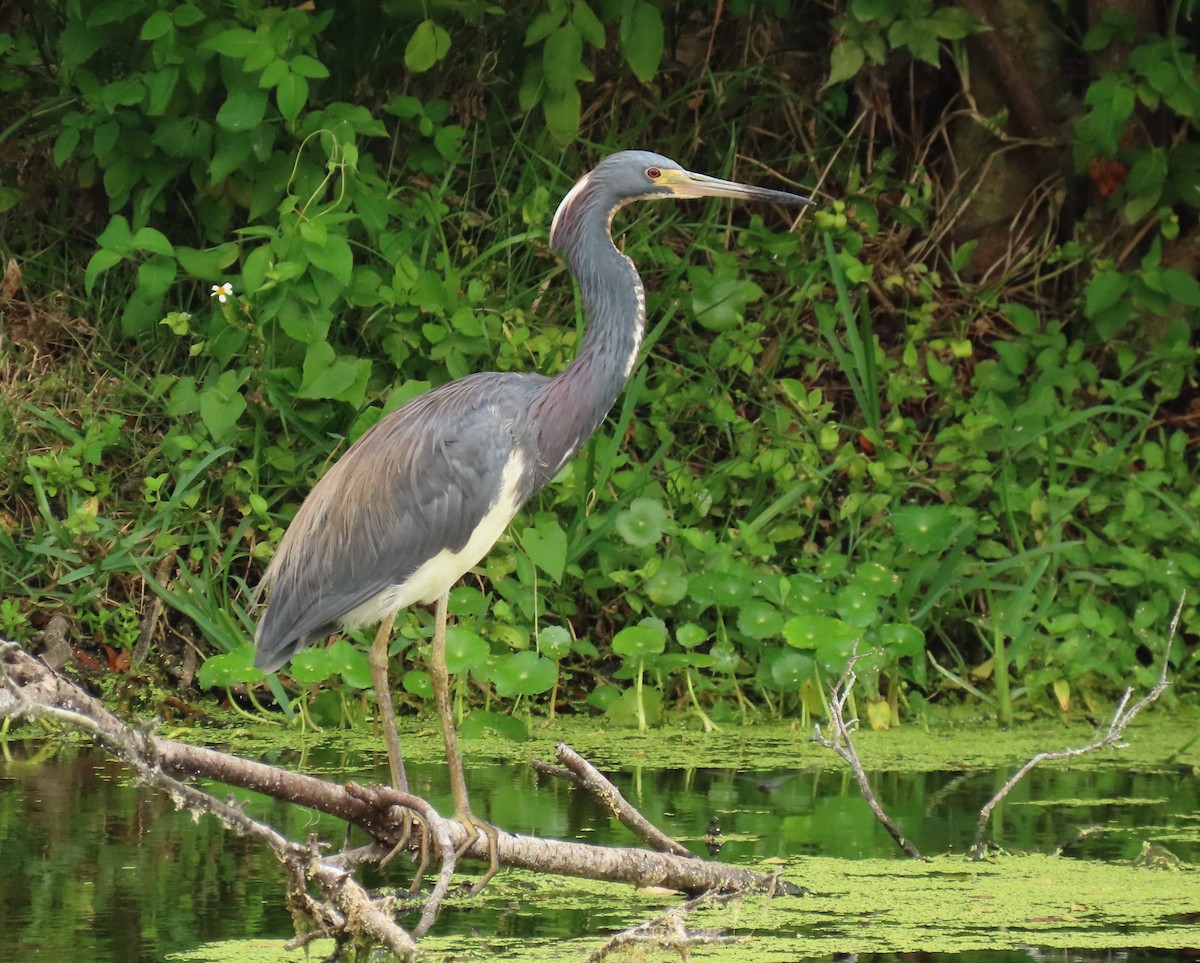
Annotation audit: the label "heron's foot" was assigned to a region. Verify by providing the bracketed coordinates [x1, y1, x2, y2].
[380, 806, 432, 893]
[454, 809, 499, 895]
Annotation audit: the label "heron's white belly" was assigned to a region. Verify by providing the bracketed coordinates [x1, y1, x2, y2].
[339, 451, 526, 629]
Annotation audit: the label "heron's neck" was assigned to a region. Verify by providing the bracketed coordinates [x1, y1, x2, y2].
[532, 216, 647, 482]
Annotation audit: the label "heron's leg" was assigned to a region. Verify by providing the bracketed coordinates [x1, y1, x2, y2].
[428, 591, 499, 892]
[370, 618, 409, 794]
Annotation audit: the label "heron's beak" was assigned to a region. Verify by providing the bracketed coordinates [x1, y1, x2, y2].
[665, 169, 813, 207]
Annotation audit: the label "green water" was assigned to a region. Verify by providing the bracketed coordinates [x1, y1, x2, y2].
[1, 717, 1198, 961]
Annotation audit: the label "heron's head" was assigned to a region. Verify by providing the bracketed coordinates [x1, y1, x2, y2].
[550, 149, 812, 252]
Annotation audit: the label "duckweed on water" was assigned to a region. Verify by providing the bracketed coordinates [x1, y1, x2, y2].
[199, 707, 1200, 774]
[167, 854, 1200, 961]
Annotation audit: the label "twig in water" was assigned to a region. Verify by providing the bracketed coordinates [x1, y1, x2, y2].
[969, 592, 1183, 857]
[811, 648, 925, 860]
[550, 743, 695, 858]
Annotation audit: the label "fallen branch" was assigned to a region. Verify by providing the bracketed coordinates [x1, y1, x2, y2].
[0, 640, 419, 958]
[811, 649, 924, 860]
[0, 641, 802, 953]
[968, 593, 1182, 857]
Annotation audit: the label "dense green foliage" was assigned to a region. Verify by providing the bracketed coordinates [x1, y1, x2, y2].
[0, 0, 1197, 731]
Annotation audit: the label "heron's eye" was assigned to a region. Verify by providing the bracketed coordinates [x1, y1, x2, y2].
[646, 167, 662, 179]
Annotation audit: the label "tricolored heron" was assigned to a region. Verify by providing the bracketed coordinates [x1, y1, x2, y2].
[253, 149, 811, 879]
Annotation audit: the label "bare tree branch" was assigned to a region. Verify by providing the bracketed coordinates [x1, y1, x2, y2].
[0, 640, 420, 958]
[811, 649, 925, 860]
[550, 742, 695, 858]
[969, 593, 1182, 857]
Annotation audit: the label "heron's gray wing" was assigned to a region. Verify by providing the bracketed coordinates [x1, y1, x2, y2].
[254, 373, 540, 671]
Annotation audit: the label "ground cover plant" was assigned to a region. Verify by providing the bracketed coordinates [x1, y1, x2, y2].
[0, 0, 1197, 734]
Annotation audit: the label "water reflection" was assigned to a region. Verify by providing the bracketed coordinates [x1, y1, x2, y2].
[1, 742, 1195, 961]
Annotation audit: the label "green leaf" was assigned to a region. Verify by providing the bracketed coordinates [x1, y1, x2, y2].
[131, 227, 175, 257]
[306, 233, 354, 284]
[542, 85, 581, 141]
[290, 54, 330, 79]
[210, 133, 254, 181]
[1159, 267, 1200, 307]
[644, 557, 688, 606]
[612, 620, 666, 659]
[851, 0, 905, 22]
[768, 649, 816, 689]
[444, 626, 489, 674]
[216, 86, 268, 132]
[173, 4, 204, 27]
[53, 125, 81, 167]
[615, 497, 669, 547]
[604, 686, 663, 727]
[196, 647, 262, 687]
[0, 186, 22, 213]
[522, 516, 568, 582]
[1084, 269, 1128, 319]
[405, 19, 451, 73]
[737, 600, 785, 640]
[201, 27, 260, 59]
[259, 59, 289, 89]
[459, 709, 529, 741]
[543, 24, 583, 95]
[84, 249, 124, 295]
[296, 342, 372, 405]
[525, 8, 566, 45]
[289, 646, 339, 684]
[888, 18, 939, 66]
[519, 59, 544, 112]
[276, 71, 309, 121]
[827, 39, 865, 85]
[537, 625, 573, 660]
[1123, 149, 1166, 223]
[925, 6, 979, 39]
[326, 639, 372, 689]
[690, 272, 764, 333]
[891, 504, 960, 553]
[176, 243, 239, 279]
[852, 561, 899, 596]
[144, 67, 179, 116]
[689, 572, 754, 609]
[491, 651, 557, 698]
[620, 0, 663, 83]
[676, 623, 707, 648]
[782, 613, 862, 651]
[402, 669, 432, 698]
[835, 585, 879, 628]
[571, 0, 606, 47]
[242, 38, 277, 72]
[199, 370, 248, 442]
[140, 10, 174, 41]
[242, 244, 273, 291]
[878, 622, 925, 658]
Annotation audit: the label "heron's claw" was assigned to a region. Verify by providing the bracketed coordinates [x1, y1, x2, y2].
[379, 805, 432, 892]
[454, 809, 499, 895]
